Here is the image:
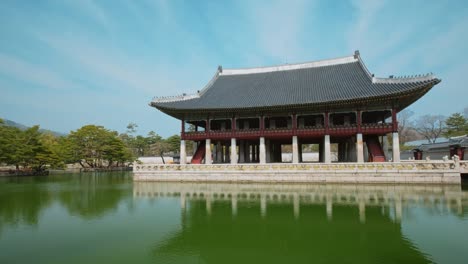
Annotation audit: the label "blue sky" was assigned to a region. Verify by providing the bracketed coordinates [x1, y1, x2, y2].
[1, 0, 467, 137]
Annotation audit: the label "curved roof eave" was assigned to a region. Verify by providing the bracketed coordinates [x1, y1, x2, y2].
[151, 80, 439, 118]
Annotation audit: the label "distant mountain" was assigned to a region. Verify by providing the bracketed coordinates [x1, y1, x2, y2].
[1, 118, 66, 136]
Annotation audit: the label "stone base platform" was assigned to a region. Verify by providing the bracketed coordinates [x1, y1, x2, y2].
[133, 161, 464, 184]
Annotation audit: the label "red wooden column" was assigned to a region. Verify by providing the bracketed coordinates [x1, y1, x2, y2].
[324, 112, 329, 134]
[181, 118, 185, 139]
[206, 116, 210, 136]
[391, 108, 398, 132]
[260, 115, 265, 136]
[357, 110, 362, 133]
[292, 113, 297, 135]
[232, 117, 236, 130]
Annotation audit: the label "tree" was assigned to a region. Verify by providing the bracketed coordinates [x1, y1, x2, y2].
[397, 109, 415, 144]
[147, 131, 162, 145]
[464, 107, 468, 119]
[165, 135, 181, 153]
[0, 125, 63, 172]
[67, 125, 134, 168]
[126, 122, 138, 135]
[150, 141, 171, 164]
[414, 115, 446, 143]
[444, 113, 467, 137]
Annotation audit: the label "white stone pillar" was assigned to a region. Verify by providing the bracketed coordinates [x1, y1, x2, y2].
[245, 142, 251, 162]
[192, 141, 198, 155]
[265, 139, 271, 163]
[180, 140, 187, 164]
[239, 140, 245, 163]
[382, 134, 389, 161]
[292, 136, 299, 164]
[392, 132, 400, 162]
[348, 138, 357, 162]
[356, 133, 364, 163]
[216, 141, 222, 163]
[205, 139, 212, 164]
[259, 137, 266, 164]
[324, 135, 331, 163]
[231, 138, 237, 164]
[224, 144, 230, 163]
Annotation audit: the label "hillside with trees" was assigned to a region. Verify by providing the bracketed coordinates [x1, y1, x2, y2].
[0, 119, 183, 175]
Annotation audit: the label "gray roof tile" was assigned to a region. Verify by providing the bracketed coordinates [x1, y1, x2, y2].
[151, 53, 440, 112]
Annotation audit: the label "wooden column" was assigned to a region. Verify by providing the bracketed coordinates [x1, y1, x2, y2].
[181, 119, 185, 139]
[232, 116, 236, 131]
[324, 112, 329, 134]
[292, 113, 297, 135]
[357, 110, 362, 133]
[392, 108, 398, 132]
[260, 115, 265, 136]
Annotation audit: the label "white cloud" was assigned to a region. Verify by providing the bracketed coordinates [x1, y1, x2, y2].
[0, 52, 83, 91]
[244, 0, 312, 62]
[65, 0, 111, 29]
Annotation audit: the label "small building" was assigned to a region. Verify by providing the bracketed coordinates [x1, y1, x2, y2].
[411, 135, 467, 160]
[151, 51, 440, 164]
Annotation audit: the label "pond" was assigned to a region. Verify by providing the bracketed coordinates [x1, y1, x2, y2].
[1, 172, 467, 264]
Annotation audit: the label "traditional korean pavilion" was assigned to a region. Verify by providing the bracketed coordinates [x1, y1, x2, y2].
[151, 51, 440, 164]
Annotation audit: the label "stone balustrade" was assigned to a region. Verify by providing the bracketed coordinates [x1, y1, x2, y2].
[133, 160, 462, 184]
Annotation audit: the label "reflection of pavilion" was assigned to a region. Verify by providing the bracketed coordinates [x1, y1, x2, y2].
[134, 183, 467, 263]
[134, 182, 467, 221]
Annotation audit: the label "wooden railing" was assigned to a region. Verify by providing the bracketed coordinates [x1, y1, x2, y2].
[183, 123, 393, 140]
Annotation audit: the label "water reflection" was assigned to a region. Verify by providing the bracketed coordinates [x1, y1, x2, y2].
[134, 182, 468, 264]
[134, 182, 467, 221]
[0, 173, 132, 232]
[57, 173, 132, 219]
[0, 177, 53, 228]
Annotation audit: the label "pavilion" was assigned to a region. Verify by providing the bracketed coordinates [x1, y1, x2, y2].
[151, 51, 440, 164]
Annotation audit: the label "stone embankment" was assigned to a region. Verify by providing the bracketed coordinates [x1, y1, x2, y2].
[134, 160, 467, 184]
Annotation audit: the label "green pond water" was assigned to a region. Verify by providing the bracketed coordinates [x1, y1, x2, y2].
[1, 172, 467, 264]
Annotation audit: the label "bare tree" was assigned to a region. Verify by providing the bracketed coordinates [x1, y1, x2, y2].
[464, 106, 468, 119]
[150, 141, 171, 164]
[397, 109, 414, 144]
[414, 115, 446, 143]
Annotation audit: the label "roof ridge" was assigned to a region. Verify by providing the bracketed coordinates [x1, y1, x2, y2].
[372, 73, 437, 84]
[219, 54, 358, 76]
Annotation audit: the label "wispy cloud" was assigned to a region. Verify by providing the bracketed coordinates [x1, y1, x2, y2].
[0, 52, 83, 91]
[244, 0, 312, 62]
[65, 0, 111, 29]
[347, 0, 387, 54]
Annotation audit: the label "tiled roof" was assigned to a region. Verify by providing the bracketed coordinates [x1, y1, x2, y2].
[151, 51, 440, 112]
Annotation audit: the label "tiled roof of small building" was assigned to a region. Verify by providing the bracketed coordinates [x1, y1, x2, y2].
[151, 51, 440, 112]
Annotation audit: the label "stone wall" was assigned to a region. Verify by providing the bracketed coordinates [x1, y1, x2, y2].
[133, 161, 462, 184]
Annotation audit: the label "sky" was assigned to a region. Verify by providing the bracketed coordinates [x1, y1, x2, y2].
[1, 0, 468, 137]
